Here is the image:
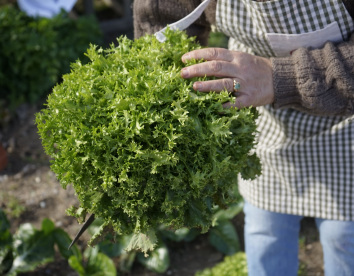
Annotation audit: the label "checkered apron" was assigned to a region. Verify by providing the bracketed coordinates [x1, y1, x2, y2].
[215, 0, 354, 220]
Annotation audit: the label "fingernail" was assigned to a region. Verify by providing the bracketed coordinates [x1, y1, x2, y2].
[182, 53, 190, 62]
[194, 82, 202, 90]
[181, 68, 189, 78]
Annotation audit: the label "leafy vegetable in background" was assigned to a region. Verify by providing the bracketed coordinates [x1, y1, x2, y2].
[68, 246, 116, 276]
[0, 208, 116, 276]
[0, 209, 79, 276]
[195, 252, 248, 276]
[208, 202, 244, 256]
[36, 29, 261, 254]
[0, 5, 102, 107]
[88, 202, 244, 274]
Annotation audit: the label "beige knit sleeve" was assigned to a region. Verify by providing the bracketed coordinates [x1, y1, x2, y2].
[133, 0, 216, 46]
[271, 34, 354, 116]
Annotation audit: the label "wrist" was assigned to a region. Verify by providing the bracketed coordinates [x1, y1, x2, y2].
[271, 57, 301, 109]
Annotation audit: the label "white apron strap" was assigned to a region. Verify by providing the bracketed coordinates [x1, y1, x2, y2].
[155, 0, 212, 42]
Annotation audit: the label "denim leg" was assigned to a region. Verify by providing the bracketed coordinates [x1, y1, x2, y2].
[244, 201, 303, 276]
[315, 218, 354, 276]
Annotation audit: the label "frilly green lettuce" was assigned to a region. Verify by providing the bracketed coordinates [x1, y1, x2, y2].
[36, 29, 261, 255]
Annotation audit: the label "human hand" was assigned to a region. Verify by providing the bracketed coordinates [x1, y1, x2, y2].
[180, 48, 274, 108]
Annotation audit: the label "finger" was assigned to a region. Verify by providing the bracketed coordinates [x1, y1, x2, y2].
[223, 100, 242, 109]
[223, 99, 244, 109]
[223, 94, 252, 109]
[182, 48, 234, 63]
[181, 60, 236, 79]
[193, 78, 235, 93]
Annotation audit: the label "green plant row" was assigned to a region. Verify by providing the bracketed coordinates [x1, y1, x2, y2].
[0, 5, 102, 107]
[195, 252, 248, 276]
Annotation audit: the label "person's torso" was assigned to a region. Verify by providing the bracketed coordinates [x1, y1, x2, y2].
[214, 0, 354, 220]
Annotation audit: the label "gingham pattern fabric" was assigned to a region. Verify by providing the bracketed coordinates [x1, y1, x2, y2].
[217, 0, 354, 57]
[215, 0, 354, 220]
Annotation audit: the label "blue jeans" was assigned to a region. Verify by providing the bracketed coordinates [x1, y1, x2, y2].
[244, 201, 354, 276]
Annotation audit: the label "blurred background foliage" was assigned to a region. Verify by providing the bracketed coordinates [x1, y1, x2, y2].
[0, 0, 228, 109]
[0, 5, 103, 107]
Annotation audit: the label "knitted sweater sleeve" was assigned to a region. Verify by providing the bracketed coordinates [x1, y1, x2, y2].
[272, 34, 354, 116]
[133, 0, 216, 46]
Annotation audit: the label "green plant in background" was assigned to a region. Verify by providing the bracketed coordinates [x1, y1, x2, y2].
[0, 208, 116, 276]
[86, 218, 201, 274]
[36, 28, 261, 255]
[0, 193, 25, 219]
[86, 201, 243, 275]
[0, 203, 245, 276]
[0, 5, 102, 107]
[0, 208, 79, 276]
[68, 246, 116, 276]
[208, 31, 229, 48]
[209, 201, 243, 256]
[195, 252, 248, 276]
